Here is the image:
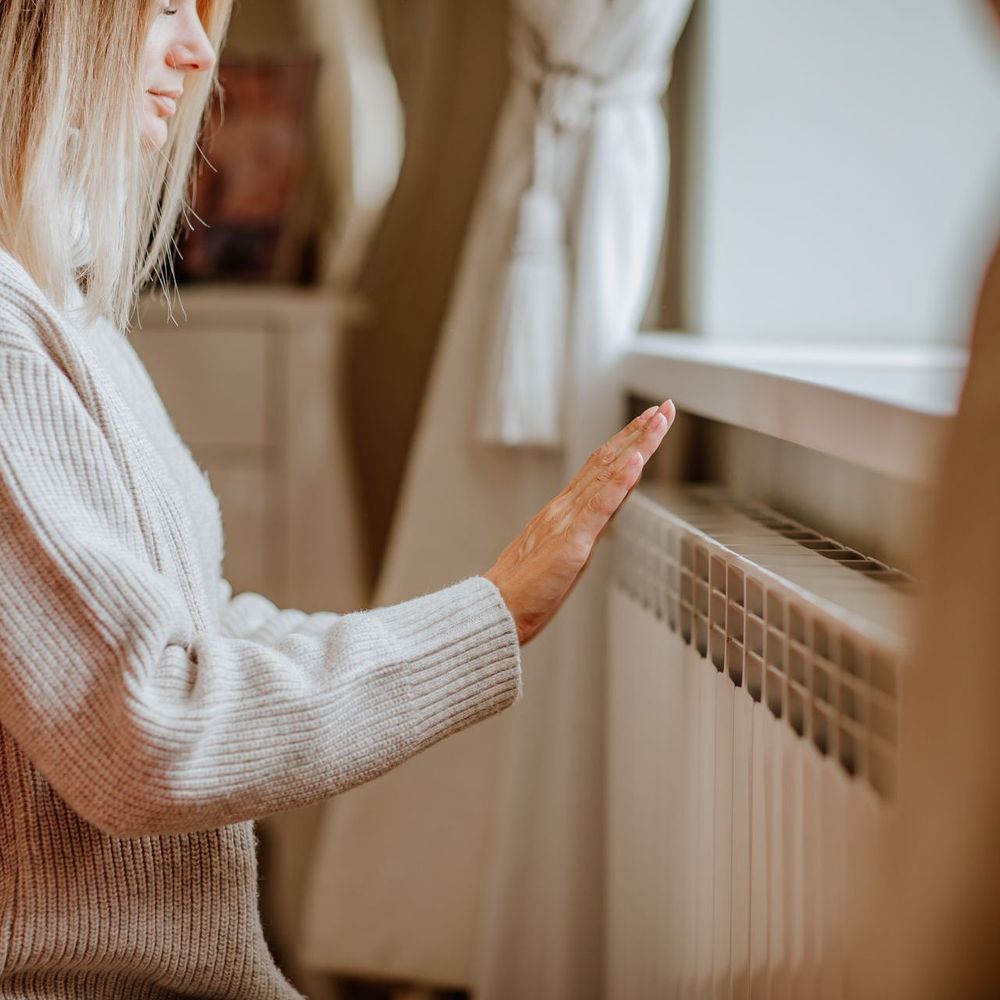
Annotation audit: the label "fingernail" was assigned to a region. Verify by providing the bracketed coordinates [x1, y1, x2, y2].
[641, 404, 658, 420]
[651, 412, 667, 430]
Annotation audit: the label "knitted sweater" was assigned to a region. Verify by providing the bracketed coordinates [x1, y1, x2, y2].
[0, 248, 522, 998]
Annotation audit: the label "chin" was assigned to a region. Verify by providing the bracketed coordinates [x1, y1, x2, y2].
[140, 119, 168, 153]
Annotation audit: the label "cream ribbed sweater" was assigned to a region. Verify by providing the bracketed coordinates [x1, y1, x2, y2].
[0, 248, 522, 998]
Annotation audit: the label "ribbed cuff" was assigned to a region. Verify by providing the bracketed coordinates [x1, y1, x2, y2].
[380, 575, 522, 755]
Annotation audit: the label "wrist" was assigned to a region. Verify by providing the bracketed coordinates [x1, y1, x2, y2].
[483, 569, 521, 644]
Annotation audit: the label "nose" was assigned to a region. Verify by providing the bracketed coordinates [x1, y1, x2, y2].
[166, 18, 217, 75]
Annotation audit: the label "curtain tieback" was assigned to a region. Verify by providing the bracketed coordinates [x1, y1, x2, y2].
[476, 25, 668, 449]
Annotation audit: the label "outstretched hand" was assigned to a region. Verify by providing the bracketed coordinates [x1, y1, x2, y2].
[484, 399, 676, 646]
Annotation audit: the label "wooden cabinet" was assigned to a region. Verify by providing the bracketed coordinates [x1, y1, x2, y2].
[133, 286, 369, 614]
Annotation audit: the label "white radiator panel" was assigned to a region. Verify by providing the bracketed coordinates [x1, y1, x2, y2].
[606, 486, 894, 999]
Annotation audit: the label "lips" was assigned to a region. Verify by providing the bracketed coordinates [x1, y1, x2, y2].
[148, 90, 180, 116]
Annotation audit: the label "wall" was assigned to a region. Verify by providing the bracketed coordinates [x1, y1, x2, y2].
[224, 0, 298, 48]
[671, 0, 1000, 344]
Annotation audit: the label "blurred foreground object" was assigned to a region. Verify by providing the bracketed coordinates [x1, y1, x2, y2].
[852, 237, 1000, 995]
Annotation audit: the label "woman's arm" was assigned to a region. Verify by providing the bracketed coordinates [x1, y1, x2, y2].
[0, 346, 520, 839]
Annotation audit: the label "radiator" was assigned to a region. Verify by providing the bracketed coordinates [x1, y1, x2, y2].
[606, 484, 905, 999]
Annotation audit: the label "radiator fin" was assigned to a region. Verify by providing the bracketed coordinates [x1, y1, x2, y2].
[606, 485, 904, 997]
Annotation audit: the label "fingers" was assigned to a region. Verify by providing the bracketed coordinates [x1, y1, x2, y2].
[571, 398, 674, 509]
[571, 402, 675, 545]
[632, 400, 675, 466]
[602, 400, 670, 463]
[557, 400, 671, 513]
[594, 399, 674, 477]
[571, 447, 644, 547]
[606, 402, 661, 454]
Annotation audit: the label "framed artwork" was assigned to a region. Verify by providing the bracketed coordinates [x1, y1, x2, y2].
[175, 53, 321, 284]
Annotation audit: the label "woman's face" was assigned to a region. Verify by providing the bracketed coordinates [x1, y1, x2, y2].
[140, 1, 216, 151]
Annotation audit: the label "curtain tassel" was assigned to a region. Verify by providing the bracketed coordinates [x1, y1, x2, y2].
[477, 185, 569, 448]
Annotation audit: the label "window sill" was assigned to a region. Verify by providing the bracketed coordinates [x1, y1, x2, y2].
[623, 334, 967, 483]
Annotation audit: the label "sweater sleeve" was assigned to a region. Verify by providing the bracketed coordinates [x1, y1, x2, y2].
[0, 347, 521, 838]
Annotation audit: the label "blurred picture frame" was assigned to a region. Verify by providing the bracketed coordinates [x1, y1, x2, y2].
[175, 53, 321, 285]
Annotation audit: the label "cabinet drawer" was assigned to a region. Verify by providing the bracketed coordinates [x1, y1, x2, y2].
[203, 464, 273, 597]
[130, 326, 271, 451]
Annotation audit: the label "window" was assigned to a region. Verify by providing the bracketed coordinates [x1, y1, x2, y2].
[648, 0, 1000, 346]
[630, 0, 1000, 569]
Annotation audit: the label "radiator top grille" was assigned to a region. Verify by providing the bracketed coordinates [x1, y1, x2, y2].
[613, 485, 907, 798]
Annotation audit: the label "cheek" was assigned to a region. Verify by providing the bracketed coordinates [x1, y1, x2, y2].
[140, 49, 157, 91]
[140, 23, 170, 89]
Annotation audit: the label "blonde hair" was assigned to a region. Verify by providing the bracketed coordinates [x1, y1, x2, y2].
[0, 0, 234, 331]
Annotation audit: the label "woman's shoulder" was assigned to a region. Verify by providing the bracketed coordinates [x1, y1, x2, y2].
[0, 245, 50, 332]
[0, 246, 84, 364]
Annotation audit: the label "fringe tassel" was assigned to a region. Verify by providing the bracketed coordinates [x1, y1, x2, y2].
[477, 186, 569, 448]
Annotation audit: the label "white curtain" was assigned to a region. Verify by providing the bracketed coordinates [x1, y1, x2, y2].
[300, 1, 693, 995]
[296, 0, 404, 288]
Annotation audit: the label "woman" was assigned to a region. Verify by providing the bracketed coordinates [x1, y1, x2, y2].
[0, 2, 674, 996]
